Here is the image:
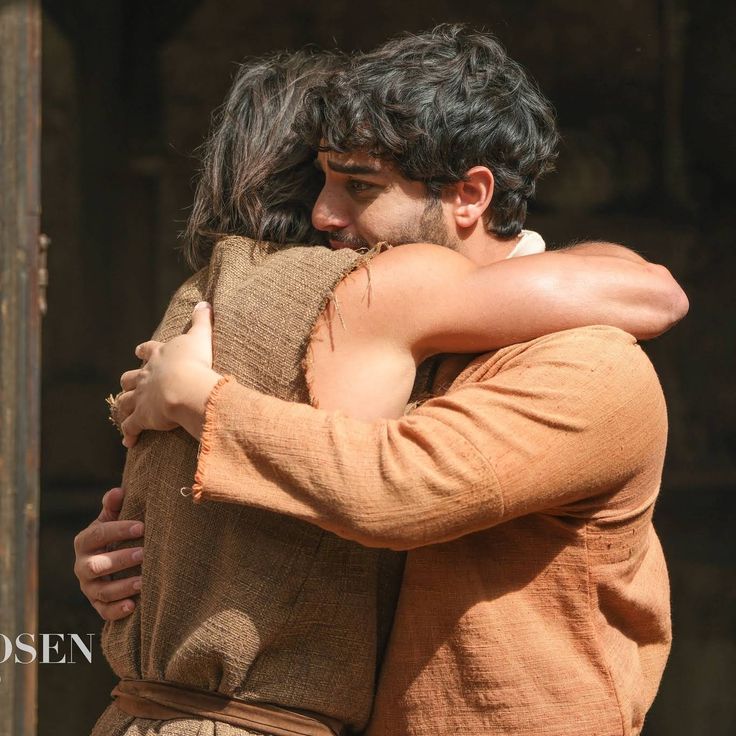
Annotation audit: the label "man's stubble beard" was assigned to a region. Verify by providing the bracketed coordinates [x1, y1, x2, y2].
[390, 196, 459, 250]
[327, 196, 459, 253]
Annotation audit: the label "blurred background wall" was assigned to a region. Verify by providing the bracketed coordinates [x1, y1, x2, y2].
[37, 0, 734, 733]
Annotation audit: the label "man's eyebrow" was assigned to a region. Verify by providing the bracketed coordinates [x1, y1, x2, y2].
[325, 159, 383, 175]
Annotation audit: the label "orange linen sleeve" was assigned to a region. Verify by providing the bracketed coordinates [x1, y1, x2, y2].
[193, 326, 667, 550]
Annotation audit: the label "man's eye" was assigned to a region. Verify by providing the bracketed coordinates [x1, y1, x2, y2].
[348, 180, 374, 194]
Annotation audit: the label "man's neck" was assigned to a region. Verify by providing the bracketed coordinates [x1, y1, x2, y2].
[452, 231, 518, 267]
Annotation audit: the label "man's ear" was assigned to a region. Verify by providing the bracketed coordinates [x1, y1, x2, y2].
[447, 166, 494, 229]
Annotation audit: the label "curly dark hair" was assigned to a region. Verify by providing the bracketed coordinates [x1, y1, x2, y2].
[183, 49, 341, 269]
[301, 25, 559, 238]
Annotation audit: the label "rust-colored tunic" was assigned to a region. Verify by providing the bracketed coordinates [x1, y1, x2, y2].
[193, 326, 672, 736]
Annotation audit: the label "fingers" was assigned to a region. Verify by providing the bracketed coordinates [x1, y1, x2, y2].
[188, 302, 213, 336]
[76, 543, 143, 622]
[74, 519, 144, 555]
[120, 369, 142, 392]
[97, 487, 125, 522]
[92, 597, 138, 622]
[85, 574, 142, 606]
[75, 545, 143, 581]
[135, 340, 162, 361]
[74, 514, 144, 621]
[115, 390, 136, 425]
[120, 413, 143, 448]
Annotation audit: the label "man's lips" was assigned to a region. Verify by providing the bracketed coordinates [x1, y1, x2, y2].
[329, 239, 353, 250]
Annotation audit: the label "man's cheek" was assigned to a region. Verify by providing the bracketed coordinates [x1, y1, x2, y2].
[360, 211, 397, 244]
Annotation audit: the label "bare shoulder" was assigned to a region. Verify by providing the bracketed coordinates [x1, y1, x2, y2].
[322, 244, 474, 342]
[333, 243, 473, 298]
[368, 242, 471, 269]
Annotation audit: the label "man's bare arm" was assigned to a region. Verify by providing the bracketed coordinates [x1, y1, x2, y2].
[333, 240, 687, 354]
[307, 240, 687, 418]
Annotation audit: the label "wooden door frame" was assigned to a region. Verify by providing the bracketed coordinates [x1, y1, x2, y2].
[0, 1, 42, 734]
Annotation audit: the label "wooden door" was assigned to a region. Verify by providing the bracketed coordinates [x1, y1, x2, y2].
[0, 1, 42, 734]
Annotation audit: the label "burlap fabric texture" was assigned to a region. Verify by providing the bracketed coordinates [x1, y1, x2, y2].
[93, 237, 412, 736]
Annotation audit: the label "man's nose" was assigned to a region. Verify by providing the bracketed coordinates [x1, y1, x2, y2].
[312, 189, 349, 232]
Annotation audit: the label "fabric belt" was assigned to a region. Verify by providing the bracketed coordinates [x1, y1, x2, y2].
[111, 678, 344, 736]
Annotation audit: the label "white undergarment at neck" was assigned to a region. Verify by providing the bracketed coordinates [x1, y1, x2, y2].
[507, 229, 546, 258]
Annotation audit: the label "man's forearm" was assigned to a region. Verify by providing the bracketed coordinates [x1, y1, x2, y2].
[191, 328, 666, 551]
[548, 241, 688, 337]
[556, 241, 646, 262]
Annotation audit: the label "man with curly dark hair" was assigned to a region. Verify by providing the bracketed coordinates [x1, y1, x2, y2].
[303, 24, 558, 247]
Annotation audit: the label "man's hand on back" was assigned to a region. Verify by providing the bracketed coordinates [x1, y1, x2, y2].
[73, 486, 144, 621]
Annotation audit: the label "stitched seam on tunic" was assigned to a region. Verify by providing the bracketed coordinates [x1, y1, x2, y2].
[584, 522, 628, 736]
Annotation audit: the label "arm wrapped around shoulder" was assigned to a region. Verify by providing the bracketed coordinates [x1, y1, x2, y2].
[194, 326, 668, 550]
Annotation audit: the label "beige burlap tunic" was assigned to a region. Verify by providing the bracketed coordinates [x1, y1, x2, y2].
[93, 237, 410, 736]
